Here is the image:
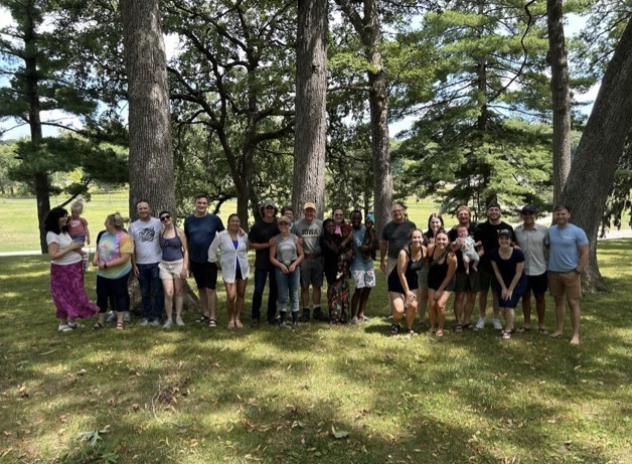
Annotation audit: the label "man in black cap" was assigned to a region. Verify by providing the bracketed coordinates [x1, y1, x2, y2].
[514, 205, 549, 333]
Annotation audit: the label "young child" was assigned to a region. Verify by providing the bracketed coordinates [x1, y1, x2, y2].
[361, 214, 379, 262]
[455, 225, 479, 274]
[68, 201, 91, 271]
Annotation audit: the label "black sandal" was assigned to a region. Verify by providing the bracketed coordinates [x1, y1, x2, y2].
[92, 322, 104, 330]
[390, 323, 400, 335]
[197, 315, 210, 323]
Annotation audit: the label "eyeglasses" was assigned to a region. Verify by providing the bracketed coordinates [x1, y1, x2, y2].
[160, 215, 171, 221]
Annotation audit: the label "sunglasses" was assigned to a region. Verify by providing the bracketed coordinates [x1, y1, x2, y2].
[160, 215, 171, 221]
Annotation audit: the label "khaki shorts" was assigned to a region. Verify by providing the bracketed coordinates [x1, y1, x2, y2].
[159, 259, 184, 280]
[549, 271, 582, 300]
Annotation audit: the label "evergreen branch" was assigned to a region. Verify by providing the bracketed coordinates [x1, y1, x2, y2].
[0, 122, 28, 137]
[334, 0, 366, 43]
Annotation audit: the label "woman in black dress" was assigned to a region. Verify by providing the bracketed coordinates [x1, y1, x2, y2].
[426, 230, 457, 337]
[320, 218, 353, 323]
[387, 229, 426, 335]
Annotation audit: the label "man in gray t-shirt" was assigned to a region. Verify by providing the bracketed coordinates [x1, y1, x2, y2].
[294, 202, 324, 322]
[380, 204, 417, 276]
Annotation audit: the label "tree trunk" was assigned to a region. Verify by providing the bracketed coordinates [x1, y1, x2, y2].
[562, 19, 632, 292]
[547, 0, 572, 206]
[365, 0, 393, 234]
[23, 3, 50, 253]
[292, 0, 327, 218]
[120, 0, 175, 220]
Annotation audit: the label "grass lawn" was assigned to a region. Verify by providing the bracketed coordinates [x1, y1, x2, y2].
[1, 240, 631, 463]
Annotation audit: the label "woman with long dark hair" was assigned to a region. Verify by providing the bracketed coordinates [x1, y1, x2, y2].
[45, 207, 99, 332]
[320, 218, 353, 323]
[426, 230, 457, 337]
[158, 211, 189, 329]
[417, 214, 444, 327]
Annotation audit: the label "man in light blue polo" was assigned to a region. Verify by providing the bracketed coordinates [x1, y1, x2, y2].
[548, 204, 589, 345]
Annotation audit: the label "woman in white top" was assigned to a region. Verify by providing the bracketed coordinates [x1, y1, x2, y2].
[45, 207, 99, 332]
[208, 214, 250, 328]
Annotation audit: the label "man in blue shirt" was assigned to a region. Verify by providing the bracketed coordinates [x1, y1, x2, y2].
[184, 193, 224, 327]
[548, 204, 589, 345]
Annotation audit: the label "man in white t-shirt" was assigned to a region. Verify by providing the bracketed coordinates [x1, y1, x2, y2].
[129, 200, 164, 326]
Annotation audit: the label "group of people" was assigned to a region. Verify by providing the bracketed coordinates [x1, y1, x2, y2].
[44, 195, 589, 344]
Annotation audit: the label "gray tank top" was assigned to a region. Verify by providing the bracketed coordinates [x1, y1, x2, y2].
[275, 233, 298, 265]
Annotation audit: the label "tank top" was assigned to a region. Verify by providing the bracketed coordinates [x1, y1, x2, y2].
[160, 232, 184, 262]
[428, 249, 449, 290]
[275, 233, 298, 265]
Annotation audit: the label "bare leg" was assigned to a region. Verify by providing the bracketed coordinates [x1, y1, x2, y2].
[207, 288, 217, 321]
[550, 296, 565, 337]
[521, 289, 533, 328]
[225, 283, 236, 328]
[174, 278, 183, 320]
[199, 288, 209, 318]
[418, 287, 429, 325]
[312, 286, 321, 307]
[453, 292, 465, 326]
[479, 289, 488, 319]
[463, 292, 475, 326]
[358, 288, 372, 319]
[235, 279, 247, 327]
[567, 297, 580, 345]
[301, 286, 310, 308]
[406, 301, 418, 331]
[535, 292, 546, 329]
[504, 307, 515, 333]
[427, 290, 437, 333]
[351, 288, 362, 318]
[163, 279, 174, 322]
[436, 291, 451, 335]
[389, 293, 405, 331]
[492, 291, 501, 319]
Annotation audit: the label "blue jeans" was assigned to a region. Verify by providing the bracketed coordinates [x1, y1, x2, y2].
[137, 263, 164, 320]
[276, 266, 300, 313]
[252, 267, 278, 321]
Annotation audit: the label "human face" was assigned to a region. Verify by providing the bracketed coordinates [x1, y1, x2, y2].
[498, 234, 512, 248]
[391, 205, 405, 223]
[351, 212, 362, 228]
[333, 209, 344, 225]
[278, 221, 290, 234]
[104, 218, 117, 233]
[284, 210, 294, 222]
[264, 205, 275, 219]
[160, 213, 172, 226]
[304, 207, 315, 222]
[71, 208, 81, 219]
[228, 216, 240, 232]
[411, 230, 423, 248]
[457, 210, 470, 226]
[365, 219, 373, 229]
[487, 206, 501, 223]
[435, 233, 449, 249]
[521, 211, 536, 227]
[457, 227, 468, 238]
[325, 221, 336, 235]
[137, 202, 151, 220]
[430, 218, 442, 231]
[58, 214, 69, 229]
[553, 208, 570, 226]
[195, 197, 209, 215]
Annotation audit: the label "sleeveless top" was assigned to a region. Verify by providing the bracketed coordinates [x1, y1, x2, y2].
[387, 247, 424, 292]
[160, 232, 184, 262]
[427, 248, 450, 291]
[275, 233, 298, 265]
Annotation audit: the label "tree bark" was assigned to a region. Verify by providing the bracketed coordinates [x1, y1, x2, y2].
[547, 0, 572, 206]
[120, 0, 175, 220]
[562, 19, 632, 292]
[292, 0, 328, 218]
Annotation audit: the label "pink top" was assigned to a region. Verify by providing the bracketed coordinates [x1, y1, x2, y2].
[68, 217, 88, 238]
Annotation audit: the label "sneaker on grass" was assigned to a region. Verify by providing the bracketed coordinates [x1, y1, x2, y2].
[150, 319, 160, 327]
[176, 317, 185, 327]
[163, 320, 172, 329]
[475, 317, 486, 330]
[492, 318, 503, 330]
[139, 318, 149, 327]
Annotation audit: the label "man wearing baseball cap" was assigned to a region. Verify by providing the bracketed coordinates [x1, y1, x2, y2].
[294, 202, 324, 322]
[514, 205, 549, 334]
[248, 199, 280, 325]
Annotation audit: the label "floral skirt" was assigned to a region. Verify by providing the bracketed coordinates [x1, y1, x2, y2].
[50, 261, 99, 320]
[327, 278, 350, 322]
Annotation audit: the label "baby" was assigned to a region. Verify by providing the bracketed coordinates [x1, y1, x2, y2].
[361, 214, 379, 262]
[455, 225, 479, 274]
[68, 201, 91, 271]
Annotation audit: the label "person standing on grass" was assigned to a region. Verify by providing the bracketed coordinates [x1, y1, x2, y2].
[294, 202, 324, 322]
[418, 213, 443, 328]
[321, 218, 353, 324]
[129, 200, 164, 327]
[248, 199, 280, 326]
[350, 211, 378, 324]
[184, 193, 224, 328]
[157, 211, 188, 329]
[93, 213, 134, 330]
[380, 203, 417, 276]
[474, 203, 514, 331]
[448, 206, 480, 332]
[45, 207, 99, 332]
[490, 229, 527, 340]
[270, 215, 305, 329]
[426, 230, 457, 338]
[547, 204, 589, 345]
[208, 214, 250, 329]
[514, 205, 549, 334]
[387, 229, 426, 335]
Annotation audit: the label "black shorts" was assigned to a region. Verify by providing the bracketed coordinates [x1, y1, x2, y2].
[479, 268, 498, 292]
[525, 273, 548, 295]
[190, 261, 218, 290]
[454, 270, 481, 293]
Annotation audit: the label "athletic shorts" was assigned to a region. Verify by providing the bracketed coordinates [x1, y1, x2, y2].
[478, 268, 498, 292]
[549, 271, 582, 300]
[353, 269, 376, 289]
[300, 257, 324, 288]
[189, 261, 218, 290]
[525, 272, 548, 295]
[454, 270, 481, 293]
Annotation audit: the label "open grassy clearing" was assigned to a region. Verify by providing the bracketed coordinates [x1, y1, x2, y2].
[1, 240, 631, 463]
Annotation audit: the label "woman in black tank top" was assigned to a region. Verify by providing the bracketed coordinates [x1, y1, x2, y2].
[426, 230, 457, 338]
[387, 229, 425, 335]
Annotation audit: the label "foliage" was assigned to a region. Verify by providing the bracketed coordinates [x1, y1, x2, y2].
[601, 133, 632, 235]
[0, 141, 26, 196]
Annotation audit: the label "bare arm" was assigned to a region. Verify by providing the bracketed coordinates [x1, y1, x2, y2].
[380, 240, 387, 272]
[576, 244, 589, 273]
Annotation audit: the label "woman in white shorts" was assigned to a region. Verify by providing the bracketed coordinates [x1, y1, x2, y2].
[158, 211, 189, 329]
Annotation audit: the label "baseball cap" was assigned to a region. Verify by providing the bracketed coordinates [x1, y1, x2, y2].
[262, 199, 276, 209]
[521, 204, 537, 214]
[303, 202, 316, 211]
[278, 215, 291, 225]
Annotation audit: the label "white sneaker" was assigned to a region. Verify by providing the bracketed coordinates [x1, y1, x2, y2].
[58, 324, 73, 333]
[475, 317, 486, 330]
[139, 318, 149, 327]
[163, 320, 172, 329]
[68, 322, 85, 329]
[106, 312, 116, 323]
[124, 311, 131, 322]
[150, 319, 160, 327]
[492, 318, 503, 330]
[176, 317, 185, 327]
[350, 317, 359, 325]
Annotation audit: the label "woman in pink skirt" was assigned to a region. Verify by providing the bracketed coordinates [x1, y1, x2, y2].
[45, 207, 99, 332]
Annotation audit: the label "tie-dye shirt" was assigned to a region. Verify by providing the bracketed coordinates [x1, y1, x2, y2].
[97, 231, 134, 279]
